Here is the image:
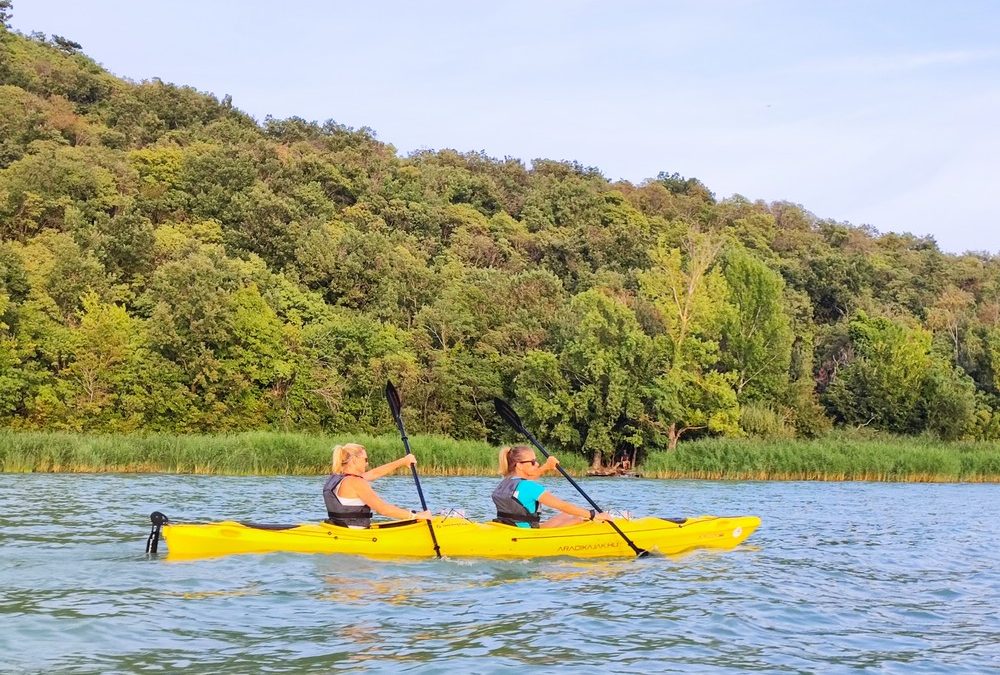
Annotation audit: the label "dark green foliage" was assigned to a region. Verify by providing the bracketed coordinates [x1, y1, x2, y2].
[51, 35, 81, 53]
[0, 0, 13, 28]
[921, 364, 977, 440]
[823, 312, 980, 439]
[85, 208, 156, 282]
[655, 171, 715, 202]
[1, 30, 114, 104]
[0, 86, 64, 168]
[512, 290, 660, 466]
[0, 242, 30, 303]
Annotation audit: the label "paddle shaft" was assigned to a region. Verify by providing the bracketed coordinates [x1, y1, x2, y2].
[399, 427, 442, 558]
[397, 429, 429, 511]
[506, 421, 648, 558]
[386, 383, 441, 558]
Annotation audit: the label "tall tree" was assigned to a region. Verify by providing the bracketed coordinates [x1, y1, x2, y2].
[719, 245, 793, 401]
[639, 232, 739, 449]
[0, 0, 13, 28]
[513, 289, 658, 467]
[824, 311, 976, 438]
[824, 312, 930, 432]
[927, 285, 975, 365]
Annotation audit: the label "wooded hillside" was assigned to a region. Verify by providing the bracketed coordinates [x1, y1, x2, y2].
[2, 16, 999, 466]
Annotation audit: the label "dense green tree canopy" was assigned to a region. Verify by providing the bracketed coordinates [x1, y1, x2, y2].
[1, 24, 999, 460]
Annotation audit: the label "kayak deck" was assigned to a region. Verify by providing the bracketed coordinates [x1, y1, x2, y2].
[159, 514, 761, 560]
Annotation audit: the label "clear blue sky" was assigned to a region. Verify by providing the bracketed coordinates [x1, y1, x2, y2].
[11, 0, 1000, 254]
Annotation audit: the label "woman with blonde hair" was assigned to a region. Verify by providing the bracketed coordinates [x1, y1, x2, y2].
[323, 443, 431, 528]
[492, 445, 612, 528]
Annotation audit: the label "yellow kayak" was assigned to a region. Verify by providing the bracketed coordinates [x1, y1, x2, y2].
[158, 514, 761, 561]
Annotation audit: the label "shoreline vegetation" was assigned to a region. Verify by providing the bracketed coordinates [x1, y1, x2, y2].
[1, 431, 997, 482]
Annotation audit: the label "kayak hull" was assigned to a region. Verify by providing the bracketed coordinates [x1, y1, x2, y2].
[160, 515, 760, 560]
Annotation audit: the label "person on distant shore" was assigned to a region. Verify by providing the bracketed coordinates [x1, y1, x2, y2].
[323, 443, 431, 528]
[492, 445, 613, 528]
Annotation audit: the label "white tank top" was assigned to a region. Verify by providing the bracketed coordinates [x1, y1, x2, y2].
[335, 484, 366, 506]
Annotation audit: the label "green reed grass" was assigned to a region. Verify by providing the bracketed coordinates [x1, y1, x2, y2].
[1, 430, 996, 481]
[0, 430, 588, 476]
[642, 434, 1000, 482]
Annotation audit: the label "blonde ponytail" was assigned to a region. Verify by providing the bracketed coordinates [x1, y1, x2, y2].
[498, 445, 533, 475]
[498, 446, 513, 475]
[331, 443, 366, 473]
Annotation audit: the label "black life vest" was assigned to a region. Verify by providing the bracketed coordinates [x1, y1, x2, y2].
[323, 473, 373, 528]
[491, 476, 541, 527]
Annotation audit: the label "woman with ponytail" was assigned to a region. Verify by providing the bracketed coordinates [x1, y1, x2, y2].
[323, 443, 431, 528]
[492, 445, 612, 528]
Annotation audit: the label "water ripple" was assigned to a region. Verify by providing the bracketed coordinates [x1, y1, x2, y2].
[1, 474, 998, 673]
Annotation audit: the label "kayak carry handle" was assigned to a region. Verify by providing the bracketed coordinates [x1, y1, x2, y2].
[146, 511, 169, 555]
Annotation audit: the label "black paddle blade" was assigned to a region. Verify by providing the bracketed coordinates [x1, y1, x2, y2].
[385, 380, 403, 427]
[493, 398, 525, 434]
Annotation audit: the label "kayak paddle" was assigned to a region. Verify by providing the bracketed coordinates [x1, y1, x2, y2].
[386, 380, 442, 558]
[493, 397, 649, 558]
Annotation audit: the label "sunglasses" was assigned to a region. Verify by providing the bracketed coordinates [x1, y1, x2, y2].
[516, 459, 539, 466]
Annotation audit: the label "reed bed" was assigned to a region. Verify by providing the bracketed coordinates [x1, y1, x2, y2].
[0, 430, 588, 476]
[1, 431, 997, 481]
[642, 436, 1000, 482]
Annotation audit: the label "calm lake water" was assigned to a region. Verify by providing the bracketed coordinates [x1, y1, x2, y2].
[1, 474, 998, 673]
